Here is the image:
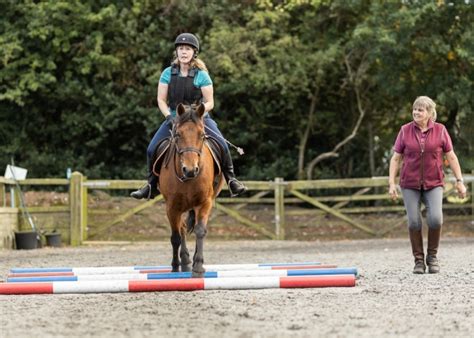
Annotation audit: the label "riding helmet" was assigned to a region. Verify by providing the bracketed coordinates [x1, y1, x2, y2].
[174, 33, 200, 52]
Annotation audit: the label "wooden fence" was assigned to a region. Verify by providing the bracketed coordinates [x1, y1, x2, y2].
[1, 173, 472, 247]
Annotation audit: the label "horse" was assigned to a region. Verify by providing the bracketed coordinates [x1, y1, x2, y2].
[158, 103, 224, 277]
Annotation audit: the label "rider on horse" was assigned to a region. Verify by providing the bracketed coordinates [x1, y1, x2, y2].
[131, 33, 247, 200]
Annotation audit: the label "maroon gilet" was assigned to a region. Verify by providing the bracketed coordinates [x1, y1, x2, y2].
[393, 121, 453, 190]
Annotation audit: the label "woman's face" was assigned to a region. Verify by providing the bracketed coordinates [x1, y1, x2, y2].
[412, 105, 430, 126]
[176, 45, 195, 64]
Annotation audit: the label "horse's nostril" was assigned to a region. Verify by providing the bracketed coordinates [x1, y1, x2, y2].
[182, 166, 187, 174]
[194, 167, 199, 174]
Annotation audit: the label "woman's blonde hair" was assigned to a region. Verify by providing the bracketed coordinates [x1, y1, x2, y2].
[172, 52, 208, 72]
[413, 96, 437, 122]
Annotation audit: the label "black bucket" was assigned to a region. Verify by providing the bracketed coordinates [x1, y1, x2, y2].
[45, 233, 62, 247]
[15, 231, 39, 250]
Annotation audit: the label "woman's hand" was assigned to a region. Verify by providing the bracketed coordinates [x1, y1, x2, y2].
[388, 152, 402, 201]
[455, 181, 467, 199]
[389, 183, 399, 200]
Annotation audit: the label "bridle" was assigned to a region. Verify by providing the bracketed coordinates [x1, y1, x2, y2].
[171, 122, 206, 182]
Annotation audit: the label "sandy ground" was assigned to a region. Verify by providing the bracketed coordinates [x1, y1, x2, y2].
[0, 237, 473, 338]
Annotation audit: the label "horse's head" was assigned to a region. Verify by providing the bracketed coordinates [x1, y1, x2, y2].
[173, 103, 206, 179]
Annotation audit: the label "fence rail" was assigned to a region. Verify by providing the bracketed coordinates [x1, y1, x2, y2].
[1, 173, 472, 246]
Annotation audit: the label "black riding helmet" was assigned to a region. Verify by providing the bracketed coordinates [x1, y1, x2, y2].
[174, 33, 200, 52]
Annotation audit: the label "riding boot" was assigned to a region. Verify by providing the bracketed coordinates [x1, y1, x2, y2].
[409, 229, 425, 274]
[222, 151, 247, 197]
[427, 228, 441, 274]
[130, 173, 159, 200]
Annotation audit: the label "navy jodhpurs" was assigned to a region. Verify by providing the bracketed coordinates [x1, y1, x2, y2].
[146, 116, 229, 168]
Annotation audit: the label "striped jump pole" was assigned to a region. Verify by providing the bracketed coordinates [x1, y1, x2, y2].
[9, 262, 326, 275]
[7, 264, 338, 278]
[6, 267, 358, 283]
[0, 275, 356, 295]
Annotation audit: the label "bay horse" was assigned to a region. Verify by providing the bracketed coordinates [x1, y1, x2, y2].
[159, 103, 224, 277]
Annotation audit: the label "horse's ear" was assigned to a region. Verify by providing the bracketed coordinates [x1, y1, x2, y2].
[177, 104, 185, 116]
[196, 103, 205, 118]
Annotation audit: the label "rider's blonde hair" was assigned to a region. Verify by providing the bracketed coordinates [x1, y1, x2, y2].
[413, 96, 437, 122]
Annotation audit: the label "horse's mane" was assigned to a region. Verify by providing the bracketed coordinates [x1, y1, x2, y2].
[176, 105, 202, 126]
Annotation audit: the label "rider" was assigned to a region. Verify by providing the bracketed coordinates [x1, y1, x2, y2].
[130, 33, 247, 200]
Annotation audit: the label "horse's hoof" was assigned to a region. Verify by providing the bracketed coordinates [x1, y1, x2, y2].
[181, 264, 191, 272]
[171, 266, 180, 273]
[192, 264, 205, 278]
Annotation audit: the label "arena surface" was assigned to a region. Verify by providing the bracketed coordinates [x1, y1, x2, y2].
[1, 237, 473, 337]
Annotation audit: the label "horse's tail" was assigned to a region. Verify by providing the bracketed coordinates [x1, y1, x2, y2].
[186, 210, 195, 234]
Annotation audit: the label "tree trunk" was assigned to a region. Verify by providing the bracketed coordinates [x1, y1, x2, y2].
[305, 85, 365, 179]
[305, 52, 367, 180]
[297, 87, 319, 180]
[368, 121, 375, 177]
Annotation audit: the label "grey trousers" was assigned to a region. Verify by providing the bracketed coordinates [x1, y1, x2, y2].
[401, 187, 443, 231]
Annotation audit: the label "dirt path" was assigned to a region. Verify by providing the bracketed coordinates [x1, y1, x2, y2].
[1, 238, 473, 337]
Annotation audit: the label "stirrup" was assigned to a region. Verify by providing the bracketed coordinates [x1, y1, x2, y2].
[144, 183, 153, 200]
[228, 179, 247, 197]
[146, 183, 160, 200]
[130, 183, 155, 200]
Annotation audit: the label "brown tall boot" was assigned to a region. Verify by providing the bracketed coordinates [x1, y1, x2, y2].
[427, 228, 441, 273]
[409, 229, 425, 274]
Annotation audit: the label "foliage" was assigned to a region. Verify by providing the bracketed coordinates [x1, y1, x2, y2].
[1, 0, 472, 179]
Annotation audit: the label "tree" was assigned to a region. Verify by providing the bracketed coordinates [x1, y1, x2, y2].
[1, 0, 472, 180]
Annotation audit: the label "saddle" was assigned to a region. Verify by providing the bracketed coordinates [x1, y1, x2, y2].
[152, 136, 223, 188]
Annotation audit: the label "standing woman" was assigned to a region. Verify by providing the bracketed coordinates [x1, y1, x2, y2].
[131, 33, 247, 200]
[388, 96, 467, 274]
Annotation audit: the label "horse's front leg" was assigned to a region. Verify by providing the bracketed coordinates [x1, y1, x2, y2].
[192, 200, 212, 278]
[179, 215, 192, 272]
[167, 208, 183, 273]
[170, 229, 181, 272]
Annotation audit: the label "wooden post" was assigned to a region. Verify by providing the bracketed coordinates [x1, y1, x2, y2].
[81, 176, 88, 241]
[0, 182, 4, 207]
[12, 186, 21, 209]
[274, 177, 285, 240]
[70, 172, 84, 246]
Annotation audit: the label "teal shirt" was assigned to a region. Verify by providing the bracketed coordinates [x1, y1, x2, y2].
[159, 66, 212, 116]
